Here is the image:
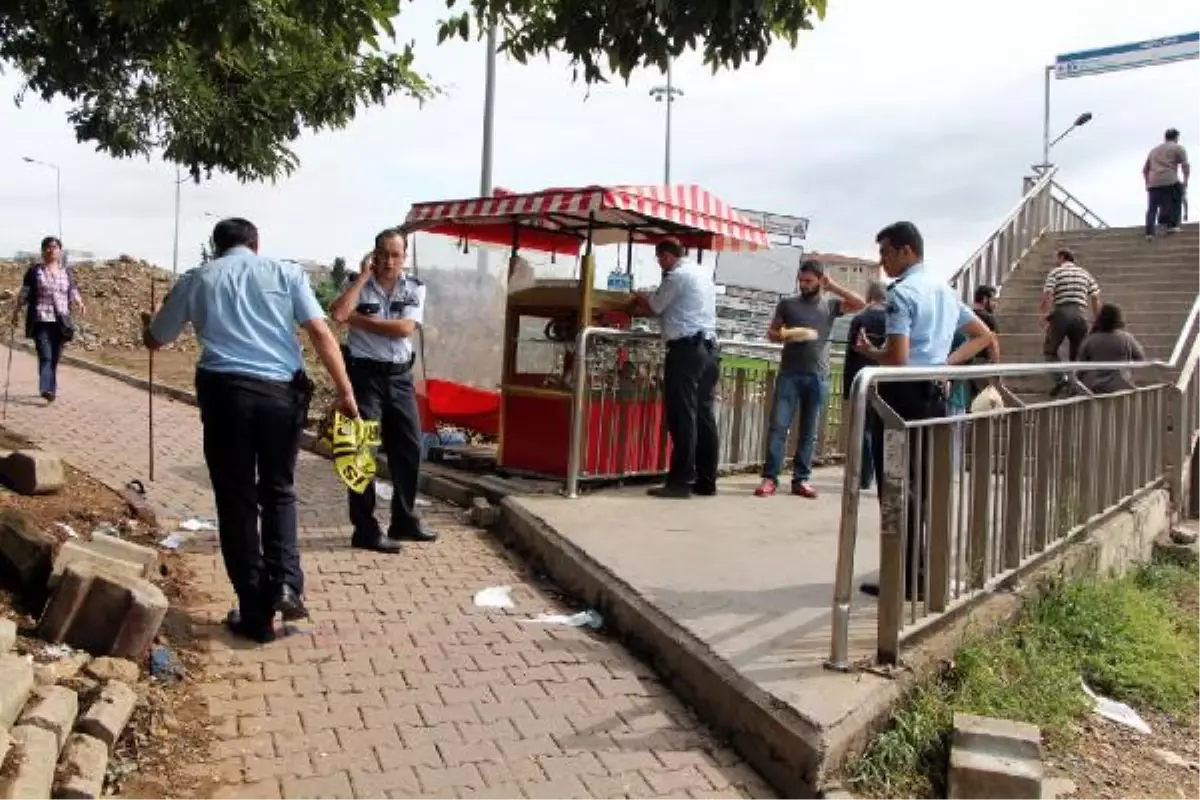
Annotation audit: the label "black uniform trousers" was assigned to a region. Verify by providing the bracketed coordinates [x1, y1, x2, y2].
[662, 334, 721, 491]
[1044, 304, 1089, 386]
[870, 380, 946, 597]
[346, 358, 423, 539]
[195, 368, 311, 627]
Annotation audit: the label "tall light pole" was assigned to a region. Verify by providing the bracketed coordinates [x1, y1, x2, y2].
[478, 22, 499, 277]
[171, 167, 189, 277]
[649, 61, 684, 185]
[22, 156, 63, 243]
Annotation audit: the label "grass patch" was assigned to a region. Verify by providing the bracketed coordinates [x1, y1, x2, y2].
[847, 560, 1200, 799]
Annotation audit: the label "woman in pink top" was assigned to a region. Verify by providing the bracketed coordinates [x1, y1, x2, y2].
[11, 237, 86, 402]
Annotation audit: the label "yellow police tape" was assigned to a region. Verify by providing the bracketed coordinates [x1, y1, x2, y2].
[317, 410, 382, 494]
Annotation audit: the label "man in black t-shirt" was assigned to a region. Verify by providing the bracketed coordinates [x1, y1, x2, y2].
[843, 280, 888, 490]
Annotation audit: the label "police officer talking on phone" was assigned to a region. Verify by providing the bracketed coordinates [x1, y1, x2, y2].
[329, 228, 434, 553]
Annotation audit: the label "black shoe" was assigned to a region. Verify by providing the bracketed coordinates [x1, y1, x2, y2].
[274, 585, 309, 622]
[647, 485, 692, 499]
[389, 523, 437, 543]
[691, 483, 718, 496]
[225, 609, 276, 644]
[859, 581, 925, 602]
[352, 533, 404, 553]
[41, 392, 55, 403]
[1049, 380, 1067, 397]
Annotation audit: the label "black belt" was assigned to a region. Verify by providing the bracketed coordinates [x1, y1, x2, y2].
[349, 354, 415, 375]
[667, 332, 716, 348]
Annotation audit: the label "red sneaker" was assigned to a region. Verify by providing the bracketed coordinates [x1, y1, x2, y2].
[792, 482, 818, 499]
[754, 479, 777, 497]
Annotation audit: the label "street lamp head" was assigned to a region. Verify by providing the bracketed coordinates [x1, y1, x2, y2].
[1074, 112, 1093, 127]
[22, 156, 34, 163]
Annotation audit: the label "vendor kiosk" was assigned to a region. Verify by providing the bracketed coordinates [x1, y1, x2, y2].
[402, 184, 768, 481]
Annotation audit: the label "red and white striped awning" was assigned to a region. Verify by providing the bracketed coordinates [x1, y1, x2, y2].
[402, 184, 769, 255]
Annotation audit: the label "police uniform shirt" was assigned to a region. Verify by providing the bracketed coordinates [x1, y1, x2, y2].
[149, 246, 324, 382]
[648, 261, 717, 342]
[885, 263, 975, 366]
[346, 273, 426, 363]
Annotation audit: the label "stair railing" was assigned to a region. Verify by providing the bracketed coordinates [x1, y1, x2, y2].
[949, 166, 1107, 303]
[1166, 296, 1200, 519]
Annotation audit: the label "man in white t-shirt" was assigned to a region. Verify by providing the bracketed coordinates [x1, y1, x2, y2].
[1143, 128, 1190, 239]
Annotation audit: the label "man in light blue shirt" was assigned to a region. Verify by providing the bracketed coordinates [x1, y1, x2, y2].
[632, 238, 720, 498]
[330, 228, 434, 553]
[853, 221, 996, 600]
[144, 218, 357, 643]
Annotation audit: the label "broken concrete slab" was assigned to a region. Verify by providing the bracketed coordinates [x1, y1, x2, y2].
[54, 733, 108, 800]
[0, 654, 36, 729]
[50, 534, 158, 586]
[469, 496, 501, 528]
[0, 509, 55, 593]
[0, 619, 15, 652]
[77, 681, 137, 751]
[51, 540, 145, 585]
[18, 685, 79, 752]
[83, 657, 138, 685]
[0, 450, 65, 495]
[949, 713, 1043, 799]
[0, 725, 59, 799]
[37, 563, 168, 659]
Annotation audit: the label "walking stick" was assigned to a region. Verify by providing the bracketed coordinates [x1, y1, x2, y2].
[148, 278, 157, 482]
[2, 323, 14, 421]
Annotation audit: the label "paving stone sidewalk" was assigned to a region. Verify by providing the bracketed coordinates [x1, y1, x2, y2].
[0, 346, 772, 799]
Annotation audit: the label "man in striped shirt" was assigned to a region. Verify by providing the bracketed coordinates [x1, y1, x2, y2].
[1040, 248, 1101, 394]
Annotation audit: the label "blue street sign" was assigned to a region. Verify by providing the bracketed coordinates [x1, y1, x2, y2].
[1055, 32, 1199, 80]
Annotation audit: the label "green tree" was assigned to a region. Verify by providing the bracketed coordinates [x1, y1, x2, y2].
[331, 257, 348, 288]
[313, 278, 342, 311]
[1, 1, 827, 182]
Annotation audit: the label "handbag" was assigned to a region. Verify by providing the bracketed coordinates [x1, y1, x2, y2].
[56, 312, 76, 344]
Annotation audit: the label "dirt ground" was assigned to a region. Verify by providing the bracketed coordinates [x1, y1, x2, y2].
[0, 426, 219, 798]
[1046, 707, 1200, 799]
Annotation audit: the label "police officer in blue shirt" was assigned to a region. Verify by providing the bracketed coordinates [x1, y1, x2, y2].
[144, 218, 359, 643]
[330, 228, 434, 553]
[632, 238, 720, 499]
[853, 221, 997, 599]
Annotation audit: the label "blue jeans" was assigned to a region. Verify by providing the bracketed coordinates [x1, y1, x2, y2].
[859, 425, 874, 490]
[32, 322, 64, 397]
[763, 371, 827, 484]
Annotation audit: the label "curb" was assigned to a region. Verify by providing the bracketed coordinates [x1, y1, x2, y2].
[492, 497, 824, 797]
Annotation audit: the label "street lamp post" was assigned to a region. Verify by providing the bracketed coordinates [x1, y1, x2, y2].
[1036, 64, 1095, 174]
[22, 156, 63, 242]
[477, 22, 499, 278]
[649, 61, 684, 185]
[171, 167, 189, 277]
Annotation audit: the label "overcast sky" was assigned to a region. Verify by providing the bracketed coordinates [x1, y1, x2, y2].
[2, 0, 1197, 290]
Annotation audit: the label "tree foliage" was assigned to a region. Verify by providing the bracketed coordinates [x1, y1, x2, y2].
[1, 0, 826, 182]
[438, 0, 828, 83]
[2, 0, 432, 182]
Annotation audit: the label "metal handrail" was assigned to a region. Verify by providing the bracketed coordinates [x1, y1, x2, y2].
[948, 168, 1058, 288]
[1050, 180, 1108, 228]
[1168, 295, 1200, 370]
[827, 358, 1170, 670]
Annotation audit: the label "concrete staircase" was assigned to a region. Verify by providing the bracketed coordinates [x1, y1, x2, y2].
[995, 223, 1199, 379]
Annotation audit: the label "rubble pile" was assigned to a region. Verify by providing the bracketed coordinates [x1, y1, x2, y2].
[0, 257, 197, 356]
